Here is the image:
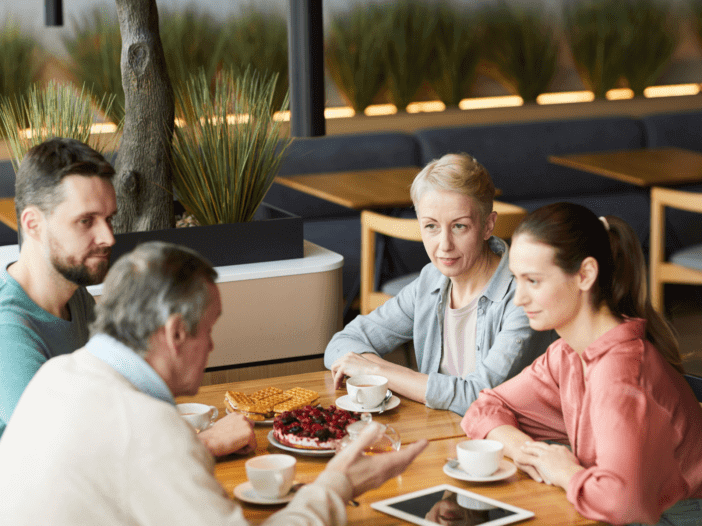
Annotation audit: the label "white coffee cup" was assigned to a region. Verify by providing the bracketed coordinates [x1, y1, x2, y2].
[346, 374, 389, 409]
[456, 439, 504, 477]
[245, 454, 296, 499]
[177, 403, 218, 432]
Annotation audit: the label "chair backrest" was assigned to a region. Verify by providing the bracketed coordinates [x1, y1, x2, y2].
[492, 201, 528, 240]
[359, 201, 527, 315]
[684, 373, 702, 402]
[360, 211, 422, 315]
[649, 186, 702, 312]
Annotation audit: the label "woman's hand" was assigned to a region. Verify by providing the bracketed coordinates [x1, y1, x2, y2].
[518, 441, 584, 489]
[197, 411, 257, 457]
[330, 352, 381, 389]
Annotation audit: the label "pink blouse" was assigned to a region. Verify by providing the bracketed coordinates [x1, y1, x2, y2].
[462, 319, 702, 525]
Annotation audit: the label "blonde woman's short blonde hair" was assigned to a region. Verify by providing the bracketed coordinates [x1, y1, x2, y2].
[410, 153, 495, 222]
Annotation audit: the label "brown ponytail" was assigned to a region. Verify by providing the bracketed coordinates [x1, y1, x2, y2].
[604, 215, 683, 373]
[515, 203, 683, 373]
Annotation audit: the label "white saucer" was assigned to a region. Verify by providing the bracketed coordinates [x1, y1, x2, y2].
[233, 481, 296, 505]
[335, 393, 400, 413]
[443, 459, 517, 482]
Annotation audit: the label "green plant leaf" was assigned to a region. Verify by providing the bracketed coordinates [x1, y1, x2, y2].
[378, 1, 437, 111]
[63, 7, 124, 124]
[482, 1, 559, 102]
[427, 2, 483, 106]
[220, 8, 289, 115]
[0, 81, 117, 171]
[170, 68, 291, 226]
[326, 4, 386, 113]
[0, 19, 42, 136]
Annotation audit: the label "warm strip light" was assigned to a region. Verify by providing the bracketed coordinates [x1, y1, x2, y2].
[324, 106, 355, 119]
[273, 110, 291, 122]
[606, 88, 634, 101]
[406, 100, 446, 113]
[644, 83, 700, 98]
[364, 103, 397, 116]
[458, 95, 523, 110]
[20, 122, 118, 139]
[536, 91, 595, 105]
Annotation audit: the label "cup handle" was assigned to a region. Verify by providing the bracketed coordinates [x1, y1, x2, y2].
[209, 407, 219, 424]
[274, 473, 285, 494]
[354, 391, 364, 405]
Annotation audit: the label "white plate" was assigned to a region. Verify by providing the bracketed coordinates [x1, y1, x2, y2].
[225, 407, 274, 425]
[233, 481, 295, 505]
[267, 430, 337, 457]
[443, 459, 517, 482]
[335, 392, 400, 413]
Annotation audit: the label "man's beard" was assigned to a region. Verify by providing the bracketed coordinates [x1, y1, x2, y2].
[49, 239, 111, 286]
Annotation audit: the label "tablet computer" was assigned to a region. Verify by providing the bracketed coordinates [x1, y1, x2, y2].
[371, 484, 534, 526]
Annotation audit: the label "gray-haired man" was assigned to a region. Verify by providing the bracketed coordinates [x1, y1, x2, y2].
[0, 241, 427, 525]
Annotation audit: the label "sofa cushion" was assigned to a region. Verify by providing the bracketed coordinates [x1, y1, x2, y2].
[267, 132, 422, 219]
[415, 116, 646, 200]
[670, 244, 702, 272]
[511, 190, 652, 253]
[641, 110, 702, 152]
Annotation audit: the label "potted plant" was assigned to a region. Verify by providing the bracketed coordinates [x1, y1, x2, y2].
[108, 67, 302, 267]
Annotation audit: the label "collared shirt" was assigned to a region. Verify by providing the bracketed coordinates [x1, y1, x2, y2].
[87, 333, 175, 405]
[324, 236, 556, 415]
[462, 319, 702, 525]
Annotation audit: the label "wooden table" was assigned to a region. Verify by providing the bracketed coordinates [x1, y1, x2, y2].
[275, 167, 422, 210]
[276, 167, 501, 210]
[178, 371, 605, 525]
[549, 147, 702, 188]
[0, 197, 17, 231]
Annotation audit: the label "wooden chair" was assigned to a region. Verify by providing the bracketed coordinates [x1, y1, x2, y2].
[649, 187, 702, 312]
[360, 201, 528, 316]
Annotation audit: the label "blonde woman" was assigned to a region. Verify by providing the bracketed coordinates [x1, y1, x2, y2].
[463, 203, 702, 525]
[324, 154, 555, 415]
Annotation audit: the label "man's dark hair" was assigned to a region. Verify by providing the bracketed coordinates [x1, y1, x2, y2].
[14, 138, 115, 230]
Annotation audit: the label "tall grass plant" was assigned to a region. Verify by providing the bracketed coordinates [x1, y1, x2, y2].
[0, 82, 117, 171]
[378, 1, 437, 111]
[170, 68, 290, 226]
[0, 20, 42, 135]
[63, 7, 124, 124]
[427, 2, 482, 107]
[326, 4, 386, 113]
[620, 0, 678, 96]
[221, 9, 289, 114]
[482, 1, 559, 102]
[159, 8, 227, 94]
[564, 0, 630, 98]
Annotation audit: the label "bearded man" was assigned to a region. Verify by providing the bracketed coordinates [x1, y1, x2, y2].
[0, 138, 116, 437]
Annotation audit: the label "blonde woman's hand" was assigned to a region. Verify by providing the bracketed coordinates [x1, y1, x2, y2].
[330, 352, 380, 390]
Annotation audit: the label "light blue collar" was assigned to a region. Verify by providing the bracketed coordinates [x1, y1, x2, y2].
[87, 334, 175, 405]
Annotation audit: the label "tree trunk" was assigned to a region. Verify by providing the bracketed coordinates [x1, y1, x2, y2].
[113, 0, 174, 233]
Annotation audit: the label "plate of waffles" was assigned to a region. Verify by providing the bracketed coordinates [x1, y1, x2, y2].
[224, 386, 319, 425]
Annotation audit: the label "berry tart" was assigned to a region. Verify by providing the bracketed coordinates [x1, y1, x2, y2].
[272, 405, 361, 450]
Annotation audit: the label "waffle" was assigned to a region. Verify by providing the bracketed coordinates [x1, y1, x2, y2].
[284, 387, 318, 404]
[273, 388, 319, 413]
[224, 386, 319, 420]
[224, 391, 254, 409]
[249, 387, 284, 401]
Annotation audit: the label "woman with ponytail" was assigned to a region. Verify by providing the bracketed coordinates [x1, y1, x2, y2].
[461, 203, 702, 526]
